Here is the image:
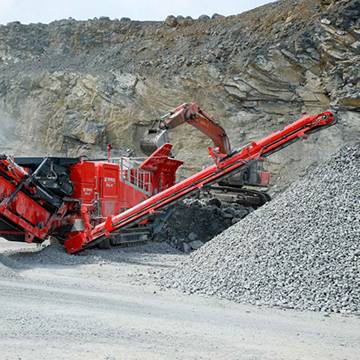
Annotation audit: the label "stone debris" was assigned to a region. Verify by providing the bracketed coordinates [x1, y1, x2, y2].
[198, 15, 210, 21]
[0, 255, 19, 279]
[164, 15, 178, 28]
[161, 145, 360, 314]
[321, 18, 331, 25]
[152, 198, 252, 252]
[212, 13, 224, 19]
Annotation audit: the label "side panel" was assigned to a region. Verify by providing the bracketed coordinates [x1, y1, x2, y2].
[69, 161, 149, 219]
[69, 162, 97, 204]
[98, 163, 121, 217]
[97, 163, 148, 217]
[118, 180, 148, 212]
[0, 176, 51, 227]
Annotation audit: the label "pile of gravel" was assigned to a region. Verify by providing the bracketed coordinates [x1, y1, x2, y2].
[161, 145, 360, 313]
[0, 254, 20, 279]
[152, 198, 251, 252]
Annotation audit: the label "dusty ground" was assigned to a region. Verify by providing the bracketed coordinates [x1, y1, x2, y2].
[0, 239, 359, 360]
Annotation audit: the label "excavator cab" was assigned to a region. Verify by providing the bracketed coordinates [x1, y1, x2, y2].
[222, 160, 270, 188]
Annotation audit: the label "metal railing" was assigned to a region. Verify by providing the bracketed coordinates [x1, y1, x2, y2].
[110, 157, 152, 195]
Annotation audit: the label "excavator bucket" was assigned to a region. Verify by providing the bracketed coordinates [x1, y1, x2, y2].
[140, 129, 169, 156]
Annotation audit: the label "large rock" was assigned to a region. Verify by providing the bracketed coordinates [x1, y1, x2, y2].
[164, 15, 178, 28]
[151, 198, 252, 251]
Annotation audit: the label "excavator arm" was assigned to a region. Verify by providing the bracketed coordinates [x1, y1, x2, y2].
[141, 102, 231, 155]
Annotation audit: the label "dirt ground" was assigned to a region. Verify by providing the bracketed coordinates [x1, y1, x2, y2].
[0, 239, 359, 360]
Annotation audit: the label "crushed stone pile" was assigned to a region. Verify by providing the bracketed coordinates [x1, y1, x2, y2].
[0, 254, 19, 279]
[161, 145, 360, 313]
[152, 198, 252, 252]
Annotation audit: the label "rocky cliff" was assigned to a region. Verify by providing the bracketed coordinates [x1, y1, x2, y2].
[0, 0, 358, 191]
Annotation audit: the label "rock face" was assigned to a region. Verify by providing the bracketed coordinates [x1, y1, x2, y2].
[0, 0, 358, 190]
[160, 144, 360, 314]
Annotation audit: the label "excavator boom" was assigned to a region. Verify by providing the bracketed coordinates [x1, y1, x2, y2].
[141, 102, 231, 155]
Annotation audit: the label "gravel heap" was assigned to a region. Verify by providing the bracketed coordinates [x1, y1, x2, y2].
[152, 198, 251, 252]
[0, 254, 20, 279]
[161, 145, 360, 313]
